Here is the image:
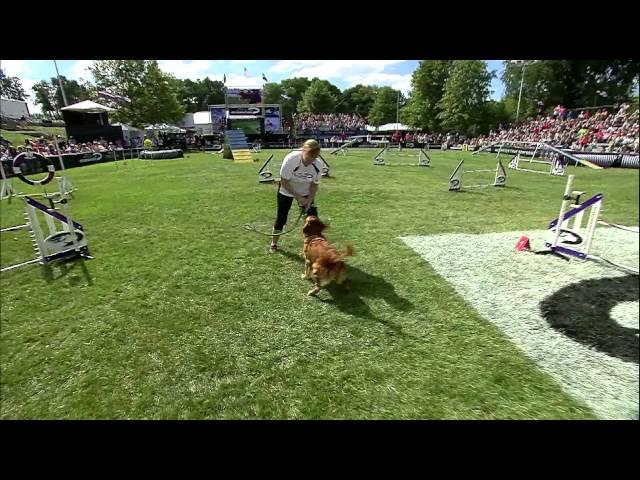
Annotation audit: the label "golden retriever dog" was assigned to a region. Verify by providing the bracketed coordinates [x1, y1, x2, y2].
[302, 215, 354, 296]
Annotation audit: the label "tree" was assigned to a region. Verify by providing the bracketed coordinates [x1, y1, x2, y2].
[133, 62, 185, 125]
[368, 86, 404, 126]
[436, 60, 494, 136]
[176, 77, 225, 113]
[502, 60, 640, 119]
[280, 77, 311, 119]
[31, 81, 57, 119]
[479, 100, 510, 134]
[338, 84, 378, 116]
[502, 61, 560, 120]
[401, 60, 452, 131]
[199, 77, 225, 109]
[0, 68, 28, 100]
[89, 60, 185, 126]
[262, 82, 284, 105]
[297, 79, 339, 114]
[50, 76, 91, 109]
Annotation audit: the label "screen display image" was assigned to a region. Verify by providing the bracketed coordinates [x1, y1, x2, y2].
[209, 107, 226, 132]
[230, 118, 262, 135]
[226, 88, 262, 105]
[264, 106, 281, 133]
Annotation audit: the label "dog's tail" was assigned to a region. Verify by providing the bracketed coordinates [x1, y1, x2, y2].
[340, 244, 355, 259]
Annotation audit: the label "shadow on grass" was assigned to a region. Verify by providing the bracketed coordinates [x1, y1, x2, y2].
[453, 185, 521, 194]
[42, 258, 94, 286]
[279, 249, 414, 337]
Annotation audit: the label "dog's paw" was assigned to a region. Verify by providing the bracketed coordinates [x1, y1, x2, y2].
[307, 288, 319, 296]
[301, 274, 309, 280]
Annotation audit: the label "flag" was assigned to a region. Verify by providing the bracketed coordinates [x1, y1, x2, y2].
[262, 73, 268, 82]
[243, 67, 249, 78]
[223, 74, 226, 84]
[98, 90, 131, 104]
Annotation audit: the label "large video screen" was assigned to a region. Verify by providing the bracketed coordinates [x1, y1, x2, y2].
[264, 106, 281, 133]
[230, 118, 262, 135]
[209, 107, 226, 132]
[226, 88, 262, 105]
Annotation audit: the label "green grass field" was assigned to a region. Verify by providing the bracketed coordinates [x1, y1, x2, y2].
[1, 126, 67, 146]
[1, 148, 638, 419]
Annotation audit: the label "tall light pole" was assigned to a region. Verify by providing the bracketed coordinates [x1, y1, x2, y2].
[516, 63, 526, 122]
[510, 60, 536, 123]
[53, 60, 68, 107]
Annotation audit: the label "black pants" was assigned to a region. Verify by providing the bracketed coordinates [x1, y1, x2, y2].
[274, 191, 317, 230]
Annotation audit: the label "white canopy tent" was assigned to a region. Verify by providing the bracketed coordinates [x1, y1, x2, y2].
[193, 111, 211, 125]
[375, 123, 413, 132]
[144, 123, 186, 134]
[61, 100, 116, 113]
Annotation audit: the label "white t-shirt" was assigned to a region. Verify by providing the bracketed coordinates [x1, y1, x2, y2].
[279, 151, 322, 197]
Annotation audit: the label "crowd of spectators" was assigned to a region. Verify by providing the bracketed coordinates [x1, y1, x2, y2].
[293, 113, 367, 133]
[0, 133, 194, 161]
[470, 104, 639, 154]
[0, 136, 130, 160]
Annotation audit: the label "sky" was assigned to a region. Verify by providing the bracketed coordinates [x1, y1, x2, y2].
[0, 60, 506, 115]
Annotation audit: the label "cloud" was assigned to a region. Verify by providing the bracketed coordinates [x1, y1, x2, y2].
[345, 73, 413, 94]
[158, 60, 216, 79]
[69, 60, 94, 82]
[223, 74, 264, 88]
[0, 59, 33, 77]
[0, 61, 41, 113]
[269, 60, 411, 93]
[157, 61, 264, 85]
[270, 60, 403, 77]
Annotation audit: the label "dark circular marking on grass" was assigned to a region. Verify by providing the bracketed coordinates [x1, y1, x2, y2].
[540, 275, 639, 364]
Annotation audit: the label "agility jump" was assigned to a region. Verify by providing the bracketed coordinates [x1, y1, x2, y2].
[1, 196, 92, 273]
[373, 146, 431, 167]
[536, 174, 638, 275]
[329, 139, 357, 156]
[1, 137, 91, 273]
[448, 159, 507, 191]
[508, 152, 566, 176]
[2, 138, 76, 205]
[475, 140, 604, 171]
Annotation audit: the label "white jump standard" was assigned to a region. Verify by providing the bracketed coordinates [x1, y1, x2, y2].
[1, 137, 90, 273]
[373, 146, 431, 167]
[1, 196, 92, 273]
[508, 152, 566, 176]
[448, 159, 507, 191]
[536, 174, 638, 275]
[0, 159, 17, 200]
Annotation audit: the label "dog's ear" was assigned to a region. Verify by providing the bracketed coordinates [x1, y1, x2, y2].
[302, 216, 326, 236]
[315, 219, 327, 233]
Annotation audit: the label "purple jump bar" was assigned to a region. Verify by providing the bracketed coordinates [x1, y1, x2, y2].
[548, 193, 604, 229]
[25, 196, 84, 231]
